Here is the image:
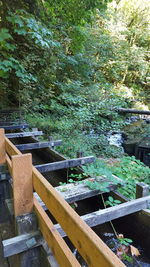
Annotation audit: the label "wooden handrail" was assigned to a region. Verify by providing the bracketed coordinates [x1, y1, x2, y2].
[6, 154, 12, 176]
[5, 137, 21, 156]
[0, 129, 6, 164]
[34, 197, 80, 267]
[2, 129, 125, 267]
[33, 167, 124, 267]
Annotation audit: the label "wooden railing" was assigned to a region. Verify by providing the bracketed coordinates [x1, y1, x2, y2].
[0, 128, 125, 267]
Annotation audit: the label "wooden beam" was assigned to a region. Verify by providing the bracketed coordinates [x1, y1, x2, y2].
[6, 131, 43, 139]
[55, 195, 150, 237]
[117, 108, 150, 115]
[34, 197, 80, 267]
[0, 121, 23, 125]
[5, 137, 21, 156]
[0, 128, 6, 164]
[16, 140, 62, 151]
[136, 182, 149, 198]
[34, 177, 118, 210]
[12, 154, 33, 216]
[2, 231, 42, 257]
[35, 156, 95, 173]
[1, 124, 28, 130]
[33, 167, 124, 267]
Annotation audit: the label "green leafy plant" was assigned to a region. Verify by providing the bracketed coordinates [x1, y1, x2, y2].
[111, 156, 150, 199]
[105, 196, 122, 207]
[122, 253, 133, 263]
[86, 180, 110, 193]
[118, 238, 133, 247]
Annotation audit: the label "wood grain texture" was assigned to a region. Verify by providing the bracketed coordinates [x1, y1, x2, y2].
[2, 231, 42, 257]
[34, 197, 80, 267]
[34, 177, 118, 210]
[54, 195, 150, 237]
[35, 156, 95, 173]
[1, 124, 28, 130]
[0, 129, 6, 164]
[6, 154, 12, 176]
[16, 140, 62, 151]
[6, 131, 43, 139]
[33, 167, 125, 267]
[12, 154, 33, 216]
[5, 137, 21, 156]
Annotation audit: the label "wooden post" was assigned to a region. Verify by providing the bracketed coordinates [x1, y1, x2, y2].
[32, 128, 38, 132]
[0, 128, 6, 164]
[49, 136, 54, 148]
[76, 151, 84, 158]
[136, 182, 149, 198]
[12, 154, 33, 217]
[32, 128, 39, 141]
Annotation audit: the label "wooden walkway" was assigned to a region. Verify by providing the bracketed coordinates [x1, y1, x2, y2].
[1, 121, 150, 267]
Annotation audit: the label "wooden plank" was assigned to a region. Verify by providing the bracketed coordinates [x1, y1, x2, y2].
[5, 137, 21, 156]
[12, 154, 33, 216]
[33, 167, 124, 267]
[1, 124, 28, 130]
[6, 131, 43, 139]
[16, 140, 62, 151]
[41, 241, 59, 267]
[0, 129, 6, 164]
[34, 197, 81, 267]
[35, 156, 95, 173]
[34, 177, 118, 210]
[6, 154, 12, 176]
[117, 108, 150, 115]
[2, 231, 42, 257]
[136, 182, 149, 198]
[0, 121, 23, 125]
[54, 195, 150, 237]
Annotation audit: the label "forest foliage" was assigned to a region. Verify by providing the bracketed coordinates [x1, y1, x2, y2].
[0, 0, 150, 157]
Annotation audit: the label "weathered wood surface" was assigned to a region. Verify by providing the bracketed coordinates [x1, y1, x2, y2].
[15, 213, 41, 267]
[34, 177, 119, 210]
[35, 156, 95, 173]
[2, 231, 42, 257]
[33, 167, 124, 267]
[16, 140, 62, 151]
[117, 108, 150, 115]
[34, 197, 80, 267]
[0, 129, 6, 164]
[54, 195, 150, 237]
[6, 131, 43, 139]
[3, 134, 124, 266]
[136, 182, 149, 198]
[12, 154, 33, 216]
[1, 124, 28, 130]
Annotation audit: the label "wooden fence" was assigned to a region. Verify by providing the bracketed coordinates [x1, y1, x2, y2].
[0, 128, 125, 267]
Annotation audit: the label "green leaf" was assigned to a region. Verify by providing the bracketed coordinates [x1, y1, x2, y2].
[0, 28, 12, 42]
